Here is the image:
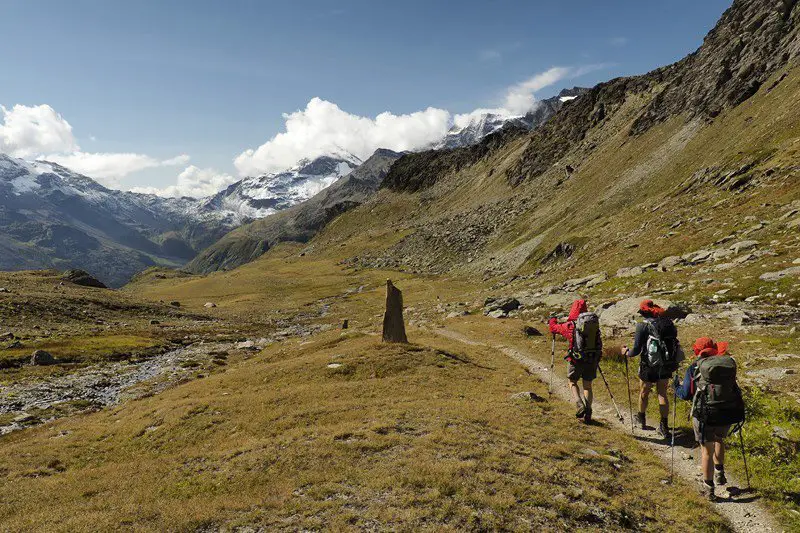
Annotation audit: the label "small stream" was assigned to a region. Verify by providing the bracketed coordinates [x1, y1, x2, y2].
[0, 341, 237, 435]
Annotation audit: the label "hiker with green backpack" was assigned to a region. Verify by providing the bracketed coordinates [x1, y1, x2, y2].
[674, 337, 746, 501]
[622, 299, 683, 440]
[548, 299, 602, 423]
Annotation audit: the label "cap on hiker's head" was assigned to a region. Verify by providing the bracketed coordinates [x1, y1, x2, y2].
[692, 337, 729, 357]
[638, 299, 665, 317]
[568, 299, 588, 321]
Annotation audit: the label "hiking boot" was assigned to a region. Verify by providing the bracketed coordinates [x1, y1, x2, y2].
[657, 418, 670, 441]
[714, 469, 727, 486]
[636, 412, 647, 429]
[583, 408, 593, 423]
[701, 482, 716, 502]
[575, 404, 586, 419]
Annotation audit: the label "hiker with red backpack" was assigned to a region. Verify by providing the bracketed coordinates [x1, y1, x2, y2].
[622, 299, 683, 440]
[548, 299, 602, 423]
[674, 337, 746, 501]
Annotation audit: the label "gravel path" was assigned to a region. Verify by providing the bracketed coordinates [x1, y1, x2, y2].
[433, 327, 782, 533]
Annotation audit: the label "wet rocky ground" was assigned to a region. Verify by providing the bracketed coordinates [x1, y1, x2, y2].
[0, 340, 258, 435]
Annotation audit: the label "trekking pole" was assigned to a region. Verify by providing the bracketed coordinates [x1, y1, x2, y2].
[670, 373, 677, 483]
[548, 334, 556, 395]
[623, 349, 634, 435]
[738, 427, 752, 491]
[597, 364, 624, 421]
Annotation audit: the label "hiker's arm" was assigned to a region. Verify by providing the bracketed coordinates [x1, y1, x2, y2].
[547, 318, 570, 340]
[674, 366, 694, 400]
[627, 323, 647, 357]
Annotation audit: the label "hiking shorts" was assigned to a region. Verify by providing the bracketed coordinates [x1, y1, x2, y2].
[639, 364, 676, 383]
[567, 360, 597, 382]
[693, 419, 732, 443]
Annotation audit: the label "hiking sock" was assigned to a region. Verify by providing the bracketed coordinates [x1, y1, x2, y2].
[658, 417, 669, 438]
[714, 465, 727, 485]
[703, 480, 715, 501]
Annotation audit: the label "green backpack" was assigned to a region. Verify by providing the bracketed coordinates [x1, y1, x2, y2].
[691, 355, 745, 428]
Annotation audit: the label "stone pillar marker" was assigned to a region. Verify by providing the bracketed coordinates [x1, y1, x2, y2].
[382, 279, 408, 343]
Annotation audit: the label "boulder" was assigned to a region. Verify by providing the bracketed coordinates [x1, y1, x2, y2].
[483, 297, 520, 315]
[616, 266, 644, 278]
[719, 308, 752, 327]
[487, 309, 508, 319]
[523, 326, 543, 337]
[62, 269, 107, 289]
[658, 256, 684, 269]
[730, 240, 759, 254]
[597, 297, 691, 333]
[30, 349, 55, 366]
[203, 302, 217, 308]
[760, 266, 800, 282]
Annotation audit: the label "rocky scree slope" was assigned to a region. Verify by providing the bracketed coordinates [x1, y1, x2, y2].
[186, 149, 403, 274]
[325, 0, 800, 295]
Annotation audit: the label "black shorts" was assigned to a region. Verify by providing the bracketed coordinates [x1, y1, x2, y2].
[639, 364, 676, 383]
[568, 360, 598, 382]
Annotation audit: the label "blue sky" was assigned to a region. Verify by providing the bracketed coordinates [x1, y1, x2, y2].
[1, 0, 732, 196]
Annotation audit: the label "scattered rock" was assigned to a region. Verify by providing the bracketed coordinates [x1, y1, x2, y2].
[30, 350, 55, 366]
[446, 311, 468, 319]
[149, 319, 160, 325]
[327, 363, 343, 369]
[682, 313, 708, 325]
[0, 332, 14, 340]
[169, 301, 181, 307]
[564, 273, 607, 288]
[341, 319, 349, 329]
[730, 240, 759, 254]
[487, 309, 508, 319]
[659, 256, 684, 269]
[13, 413, 40, 424]
[523, 326, 543, 337]
[720, 308, 751, 327]
[0, 287, 10, 293]
[616, 266, 644, 278]
[7, 340, 23, 349]
[760, 266, 800, 282]
[203, 302, 217, 308]
[510, 391, 545, 402]
[62, 269, 108, 289]
[236, 340, 258, 351]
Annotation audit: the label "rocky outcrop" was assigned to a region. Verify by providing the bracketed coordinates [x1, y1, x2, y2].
[63, 269, 108, 289]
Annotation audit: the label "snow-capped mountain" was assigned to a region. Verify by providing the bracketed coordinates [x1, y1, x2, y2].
[199, 153, 362, 224]
[0, 154, 236, 286]
[435, 88, 589, 149]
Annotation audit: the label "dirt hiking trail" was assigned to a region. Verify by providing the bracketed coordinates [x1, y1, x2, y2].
[432, 327, 782, 533]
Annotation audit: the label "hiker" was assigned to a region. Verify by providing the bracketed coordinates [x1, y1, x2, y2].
[674, 337, 745, 500]
[622, 299, 682, 439]
[548, 299, 602, 423]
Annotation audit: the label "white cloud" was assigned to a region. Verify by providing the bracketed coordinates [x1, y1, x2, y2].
[44, 152, 192, 188]
[0, 104, 78, 157]
[233, 65, 606, 176]
[130, 165, 238, 198]
[234, 97, 451, 176]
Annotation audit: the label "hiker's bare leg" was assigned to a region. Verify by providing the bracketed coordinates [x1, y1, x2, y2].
[701, 442, 715, 481]
[639, 380, 652, 413]
[582, 379, 593, 408]
[656, 379, 669, 419]
[714, 442, 725, 467]
[570, 380, 583, 406]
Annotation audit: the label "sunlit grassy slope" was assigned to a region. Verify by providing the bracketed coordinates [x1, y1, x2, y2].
[0, 323, 727, 531]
